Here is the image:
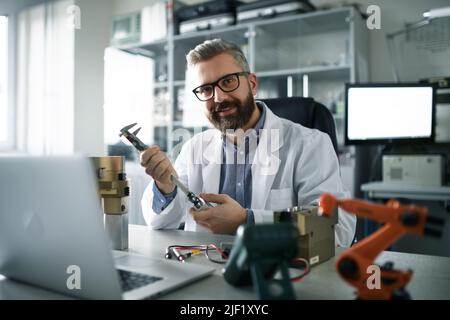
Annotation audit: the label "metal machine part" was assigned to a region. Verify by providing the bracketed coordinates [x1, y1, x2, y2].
[273, 205, 338, 266]
[90, 156, 129, 250]
[119, 123, 213, 211]
[170, 175, 213, 211]
[382, 154, 444, 186]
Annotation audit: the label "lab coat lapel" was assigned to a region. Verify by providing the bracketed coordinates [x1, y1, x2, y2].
[200, 130, 222, 194]
[251, 108, 284, 209]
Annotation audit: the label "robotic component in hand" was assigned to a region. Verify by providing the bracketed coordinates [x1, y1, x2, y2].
[319, 193, 445, 300]
[119, 123, 213, 211]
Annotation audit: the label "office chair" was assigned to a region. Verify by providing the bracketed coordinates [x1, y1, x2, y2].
[260, 97, 338, 155]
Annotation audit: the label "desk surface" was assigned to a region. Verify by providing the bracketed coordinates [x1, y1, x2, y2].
[1, 224, 450, 300]
[361, 182, 450, 201]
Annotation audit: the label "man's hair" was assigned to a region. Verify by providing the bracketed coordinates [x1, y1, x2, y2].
[186, 38, 250, 72]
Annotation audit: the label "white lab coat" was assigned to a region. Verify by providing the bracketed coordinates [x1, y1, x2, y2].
[142, 107, 356, 247]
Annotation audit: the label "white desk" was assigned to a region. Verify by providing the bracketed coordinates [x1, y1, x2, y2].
[361, 181, 450, 257]
[361, 182, 450, 201]
[1, 225, 450, 300]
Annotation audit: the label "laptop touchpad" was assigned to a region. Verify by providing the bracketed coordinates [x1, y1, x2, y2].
[115, 255, 160, 268]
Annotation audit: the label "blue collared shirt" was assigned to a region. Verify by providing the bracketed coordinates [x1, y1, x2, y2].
[152, 101, 267, 225]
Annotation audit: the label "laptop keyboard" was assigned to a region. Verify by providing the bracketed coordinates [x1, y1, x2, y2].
[117, 269, 163, 292]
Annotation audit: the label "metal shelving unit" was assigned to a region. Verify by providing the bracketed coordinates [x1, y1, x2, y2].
[111, 5, 368, 195]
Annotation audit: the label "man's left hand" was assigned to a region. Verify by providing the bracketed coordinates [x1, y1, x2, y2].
[189, 193, 247, 234]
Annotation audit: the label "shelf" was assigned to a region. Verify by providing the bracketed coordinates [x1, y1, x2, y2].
[116, 39, 168, 57]
[253, 8, 352, 73]
[437, 88, 450, 94]
[153, 82, 168, 89]
[171, 7, 352, 41]
[361, 182, 450, 201]
[110, 6, 367, 155]
[173, 27, 250, 81]
[174, 80, 185, 87]
[174, 25, 248, 42]
[251, 7, 351, 26]
[256, 65, 350, 78]
[171, 65, 350, 83]
[252, 7, 351, 37]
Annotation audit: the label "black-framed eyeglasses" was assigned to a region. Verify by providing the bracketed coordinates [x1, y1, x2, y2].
[192, 71, 250, 101]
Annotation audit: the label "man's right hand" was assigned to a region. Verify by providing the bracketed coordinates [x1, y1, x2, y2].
[140, 145, 177, 194]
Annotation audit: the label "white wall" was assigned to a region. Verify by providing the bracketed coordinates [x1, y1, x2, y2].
[74, 0, 112, 156]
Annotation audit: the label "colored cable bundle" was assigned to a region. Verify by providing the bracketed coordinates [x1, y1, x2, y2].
[165, 244, 229, 264]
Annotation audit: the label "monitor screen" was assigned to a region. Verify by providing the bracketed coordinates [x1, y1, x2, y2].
[345, 84, 435, 145]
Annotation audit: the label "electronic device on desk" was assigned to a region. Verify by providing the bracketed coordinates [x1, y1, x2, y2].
[382, 154, 444, 186]
[175, 0, 242, 35]
[222, 224, 299, 300]
[345, 83, 435, 146]
[273, 205, 338, 267]
[0, 156, 215, 300]
[236, 0, 315, 23]
[345, 83, 446, 185]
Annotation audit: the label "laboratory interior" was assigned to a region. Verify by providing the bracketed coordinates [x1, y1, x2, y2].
[0, 0, 450, 303]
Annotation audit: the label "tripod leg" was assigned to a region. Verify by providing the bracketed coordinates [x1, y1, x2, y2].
[250, 261, 295, 300]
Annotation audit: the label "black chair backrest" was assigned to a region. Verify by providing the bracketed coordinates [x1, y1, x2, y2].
[261, 97, 338, 155]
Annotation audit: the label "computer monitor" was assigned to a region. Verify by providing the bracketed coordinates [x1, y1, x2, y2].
[345, 83, 435, 145]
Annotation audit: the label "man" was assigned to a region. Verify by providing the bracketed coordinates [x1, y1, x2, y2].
[141, 39, 356, 247]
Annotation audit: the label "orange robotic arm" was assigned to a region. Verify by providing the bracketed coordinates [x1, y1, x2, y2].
[319, 193, 444, 300]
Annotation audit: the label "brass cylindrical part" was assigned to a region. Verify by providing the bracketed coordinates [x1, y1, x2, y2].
[90, 156, 129, 250]
[103, 197, 128, 215]
[91, 156, 125, 181]
[90, 156, 129, 216]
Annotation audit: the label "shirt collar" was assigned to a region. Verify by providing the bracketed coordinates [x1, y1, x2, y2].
[254, 100, 266, 133]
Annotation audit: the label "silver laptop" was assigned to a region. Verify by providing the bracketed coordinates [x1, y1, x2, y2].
[0, 156, 214, 299]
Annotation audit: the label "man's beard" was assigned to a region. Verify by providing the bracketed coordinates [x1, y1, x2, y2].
[207, 92, 256, 133]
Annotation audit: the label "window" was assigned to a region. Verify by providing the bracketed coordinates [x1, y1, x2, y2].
[16, 1, 75, 155]
[0, 16, 8, 147]
[104, 48, 154, 149]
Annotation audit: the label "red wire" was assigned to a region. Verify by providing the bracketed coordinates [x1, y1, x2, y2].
[290, 257, 310, 282]
[207, 243, 228, 259]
